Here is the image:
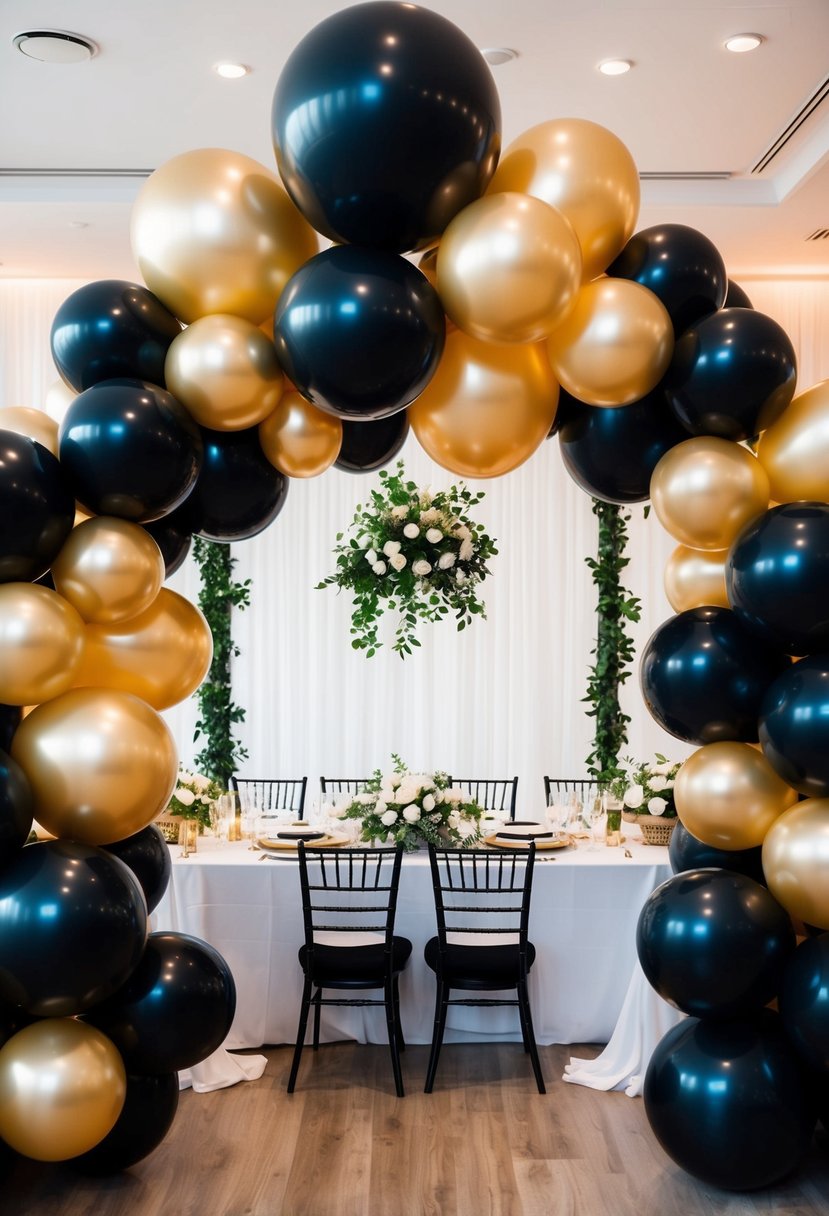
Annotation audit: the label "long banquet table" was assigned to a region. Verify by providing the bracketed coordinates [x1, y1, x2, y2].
[153, 832, 671, 1050]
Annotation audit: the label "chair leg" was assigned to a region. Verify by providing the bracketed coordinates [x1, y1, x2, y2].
[516, 989, 531, 1053]
[287, 977, 313, 1093]
[384, 981, 405, 1098]
[312, 987, 322, 1051]
[393, 975, 405, 1052]
[424, 980, 450, 1094]
[518, 982, 546, 1095]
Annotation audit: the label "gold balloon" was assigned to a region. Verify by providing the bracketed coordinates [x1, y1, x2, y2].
[664, 546, 730, 613]
[131, 147, 318, 324]
[0, 406, 59, 456]
[436, 192, 582, 344]
[0, 584, 84, 706]
[675, 742, 798, 851]
[762, 800, 829, 929]
[259, 391, 342, 478]
[757, 379, 829, 503]
[0, 1019, 126, 1162]
[44, 378, 77, 425]
[409, 329, 558, 478]
[11, 687, 178, 844]
[165, 314, 285, 430]
[74, 588, 213, 711]
[52, 515, 164, 624]
[546, 279, 674, 406]
[488, 118, 640, 281]
[651, 437, 770, 551]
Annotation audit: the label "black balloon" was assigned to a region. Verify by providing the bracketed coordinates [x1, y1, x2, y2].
[0, 430, 75, 582]
[0, 750, 33, 872]
[724, 279, 753, 310]
[173, 425, 288, 542]
[640, 606, 790, 745]
[644, 1013, 816, 1190]
[59, 379, 203, 523]
[780, 934, 829, 1074]
[0, 706, 21, 760]
[760, 656, 829, 797]
[727, 503, 829, 656]
[0, 840, 147, 1017]
[666, 307, 797, 441]
[87, 931, 236, 1074]
[50, 279, 181, 393]
[71, 1071, 179, 1173]
[102, 824, 171, 914]
[557, 383, 687, 503]
[669, 820, 766, 885]
[607, 223, 727, 336]
[142, 516, 192, 578]
[272, 1, 501, 252]
[637, 868, 795, 1018]
[335, 412, 410, 473]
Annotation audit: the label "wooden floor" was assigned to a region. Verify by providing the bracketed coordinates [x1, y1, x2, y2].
[4, 1043, 828, 1216]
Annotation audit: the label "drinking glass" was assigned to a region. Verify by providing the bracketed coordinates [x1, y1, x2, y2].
[564, 790, 583, 837]
[587, 797, 606, 850]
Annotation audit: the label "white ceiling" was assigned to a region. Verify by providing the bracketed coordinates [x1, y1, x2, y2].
[1, 0, 828, 281]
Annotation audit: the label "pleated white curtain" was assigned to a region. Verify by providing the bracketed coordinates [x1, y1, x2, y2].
[3, 276, 829, 817]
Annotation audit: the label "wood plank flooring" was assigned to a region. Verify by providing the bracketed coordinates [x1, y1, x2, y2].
[4, 1043, 828, 1216]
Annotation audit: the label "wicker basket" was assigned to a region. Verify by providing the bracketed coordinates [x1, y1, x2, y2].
[637, 815, 677, 846]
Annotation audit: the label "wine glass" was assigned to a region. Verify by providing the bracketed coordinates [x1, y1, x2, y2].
[587, 796, 606, 850]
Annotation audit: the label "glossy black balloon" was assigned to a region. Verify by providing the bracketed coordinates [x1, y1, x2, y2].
[71, 1071, 179, 1173]
[102, 824, 171, 915]
[727, 503, 829, 656]
[607, 223, 727, 336]
[174, 425, 288, 542]
[0, 430, 75, 582]
[637, 868, 795, 1018]
[0, 706, 21, 758]
[0, 750, 33, 873]
[640, 606, 790, 744]
[0, 840, 147, 1017]
[87, 931, 236, 1074]
[50, 279, 181, 393]
[557, 383, 687, 503]
[141, 517, 191, 578]
[760, 656, 829, 796]
[644, 1013, 816, 1190]
[335, 412, 410, 473]
[666, 307, 797, 441]
[779, 934, 829, 1073]
[272, 1, 501, 252]
[669, 820, 766, 885]
[59, 379, 203, 523]
[724, 279, 753, 309]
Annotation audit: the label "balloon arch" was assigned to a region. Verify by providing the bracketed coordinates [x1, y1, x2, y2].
[2, 0, 829, 1188]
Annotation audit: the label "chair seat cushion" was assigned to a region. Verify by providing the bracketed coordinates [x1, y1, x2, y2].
[299, 936, 412, 987]
[424, 936, 536, 990]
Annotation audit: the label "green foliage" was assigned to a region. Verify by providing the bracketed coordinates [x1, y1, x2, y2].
[191, 538, 251, 784]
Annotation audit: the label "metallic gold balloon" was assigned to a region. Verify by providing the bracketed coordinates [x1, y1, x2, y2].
[651, 437, 770, 550]
[0, 584, 84, 706]
[52, 515, 164, 624]
[762, 800, 829, 930]
[675, 741, 798, 851]
[165, 314, 285, 430]
[409, 329, 558, 478]
[0, 406, 59, 456]
[259, 390, 342, 478]
[664, 546, 730, 613]
[131, 148, 318, 324]
[488, 118, 640, 281]
[436, 192, 582, 344]
[11, 687, 178, 844]
[0, 1019, 126, 1162]
[546, 279, 674, 406]
[757, 379, 829, 503]
[44, 378, 77, 425]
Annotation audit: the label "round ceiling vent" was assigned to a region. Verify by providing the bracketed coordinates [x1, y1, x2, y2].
[13, 30, 97, 64]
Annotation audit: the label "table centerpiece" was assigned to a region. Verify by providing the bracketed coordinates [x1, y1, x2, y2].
[156, 768, 224, 854]
[610, 755, 681, 845]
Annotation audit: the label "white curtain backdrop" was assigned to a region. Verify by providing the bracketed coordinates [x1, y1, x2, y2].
[3, 276, 829, 817]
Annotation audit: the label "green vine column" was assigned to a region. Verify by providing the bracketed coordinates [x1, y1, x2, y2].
[583, 499, 642, 785]
[191, 538, 251, 785]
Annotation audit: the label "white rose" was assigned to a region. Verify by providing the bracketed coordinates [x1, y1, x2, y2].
[193, 774, 210, 791]
[446, 787, 463, 804]
[647, 796, 668, 816]
[389, 552, 407, 571]
[455, 569, 466, 584]
[422, 793, 436, 812]
[372, 561, 387, 575]
[403, 523, 420, 539]
[425, 528, 443, 544]
[437, 551, 456, 570]
[665, 779, 675, 789]
[459, 539, 474, 562]
[176, 789, 195, 807]
[420, 508, 439, 524]
[412, 559, 432, 576]
[358, 793, 375, 805]
[383, 540, 401, 557]
[433, 790, 444, 804]
[390, 775, 402, 789]
[380, 809, 399, 827]
[458, 817, 479, 839]
[623, 785, 644, 809]
[375, 800, 387, 816]
[448, 813, 461, 829]
[403, 806, 421, 823]
[358, 533, 372, 548]
[365, 548, 378, 565]
[650, 775, 667, 792]
[390, 505, 408, 520]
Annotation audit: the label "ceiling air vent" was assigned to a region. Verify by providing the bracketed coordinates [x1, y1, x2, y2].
[805, 228, 829, 241]
[639, 171, 732, 181]
[752, 75, 829, 174]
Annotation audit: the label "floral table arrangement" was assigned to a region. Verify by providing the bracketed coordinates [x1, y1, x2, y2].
[156, 769, 224, 853]
[610, 754, 681, 845]
[336, 756, 485, 851]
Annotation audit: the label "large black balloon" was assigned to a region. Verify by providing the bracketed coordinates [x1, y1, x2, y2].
[760, 656, 829, 796]
[0, 430, 75, 582]
[71, 1071, 179, 1174]
[272, 1, 501, 253]
[637, 868, 794, 1018]
[0, 706, 20, 754]
[666, 307, 797, 441]
[50, 279, 181, 392]
[142, 517, 191, 578]
[557, 384, 687, 503]
[724, 279, 753, 310]
[335, 412, 410, 473]
[727, 503, 829, 656]
[0, 840, 147, 1017]
[0, 750, 33, 872]
[102, 824, 171, 915]
[87, 932, 236, 1074]
[640, 606, 790, 744]
[59, 379, 203, 523]
[274, 246, 445, 420]
[669, 820, 766, 886]
[780, 934, 829, 1074]
[607, 223, 726, 336]
[173, 425, 288, 542]
[644, 1013, 816, 1190]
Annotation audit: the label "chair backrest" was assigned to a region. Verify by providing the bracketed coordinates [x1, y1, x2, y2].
[320, 777, 370, 797]
[449, 778, 518, 820]
[296, 844, 404, 954]
[231, 777, 308, 818]
[542, 777, 599, 806]
[427, 844, 536, 955]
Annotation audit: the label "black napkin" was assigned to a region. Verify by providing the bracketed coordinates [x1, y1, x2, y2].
[495, 829, 554, 841]
[276, 830, 326, 841]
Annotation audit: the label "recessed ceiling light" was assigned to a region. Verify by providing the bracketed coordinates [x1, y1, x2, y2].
[724, 34, 763, 53]
[13, 30, 97, 64]
[213, 62, 250, 79]
[481, 48, 518, 66]
[598, 59, 632, 76]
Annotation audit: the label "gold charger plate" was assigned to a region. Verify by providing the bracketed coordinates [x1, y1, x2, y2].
[484, 833, 572, 851]
[257, 831, 350, 852]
